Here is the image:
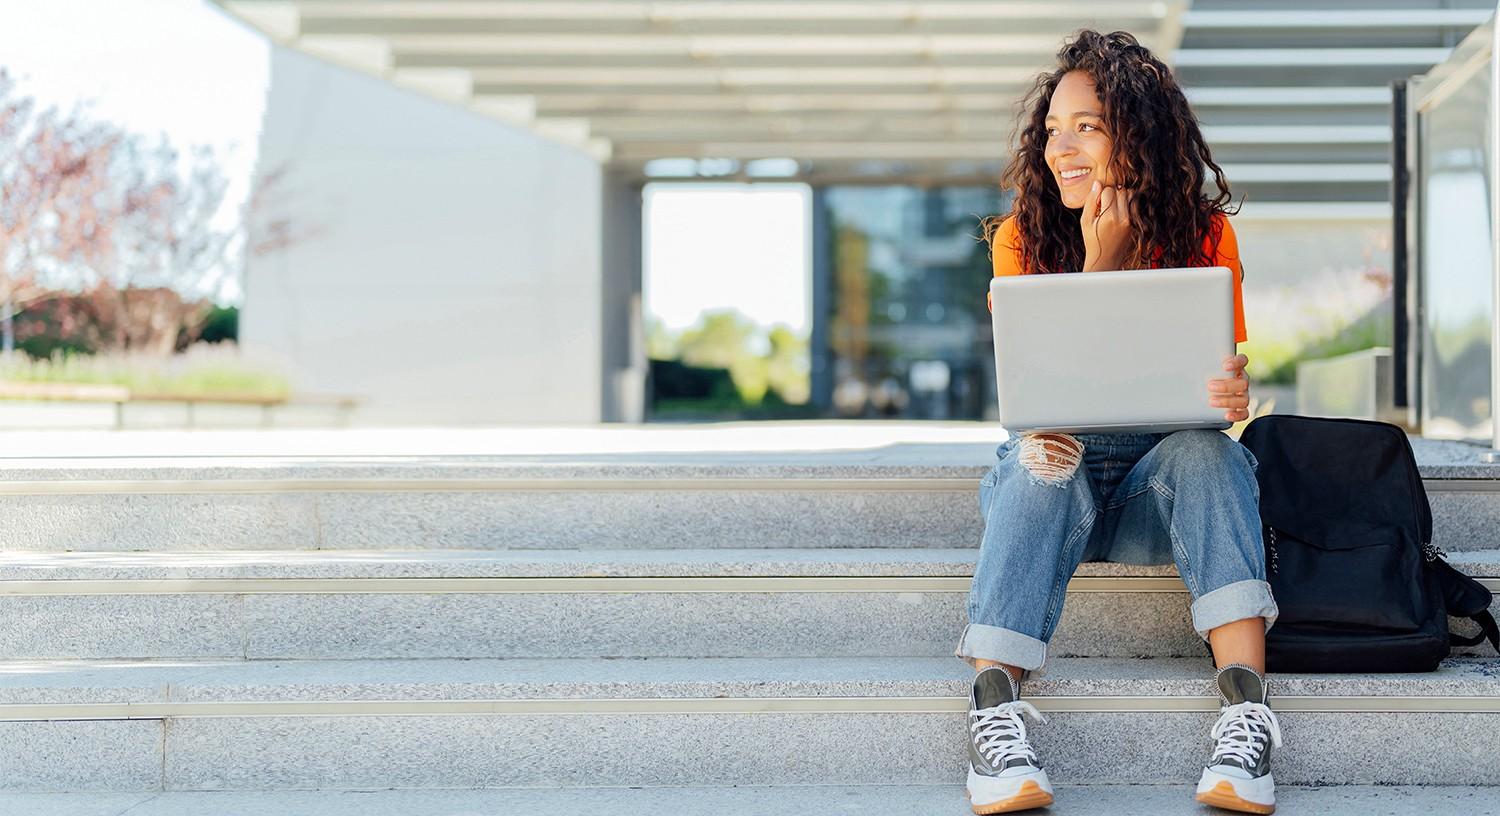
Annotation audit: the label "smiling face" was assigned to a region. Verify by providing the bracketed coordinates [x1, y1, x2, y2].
[1043, 70, 1116, 209]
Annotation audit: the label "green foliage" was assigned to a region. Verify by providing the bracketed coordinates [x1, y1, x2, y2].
[651, 309, 811, 408]
[651, 389, 822, 421]
[645, 315, 678, 360]
[1252, 302, 1393, 385]
[676, 310, 756, 370]
[198, 305, 238, 344]
[649, 358, 738, 401]
[0, 345, 289, 398]
[16, 333, 93, 361]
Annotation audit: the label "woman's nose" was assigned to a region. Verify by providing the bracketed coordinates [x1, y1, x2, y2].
[1047, 132, 1077, 157]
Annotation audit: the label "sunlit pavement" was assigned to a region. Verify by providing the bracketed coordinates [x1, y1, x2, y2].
[0, 421, 1011, 460]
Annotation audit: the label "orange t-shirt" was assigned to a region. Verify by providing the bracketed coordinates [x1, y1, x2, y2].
[986, 211, 1247, 344]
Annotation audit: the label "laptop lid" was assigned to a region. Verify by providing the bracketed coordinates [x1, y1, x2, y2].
[989, 266, 1237, 434]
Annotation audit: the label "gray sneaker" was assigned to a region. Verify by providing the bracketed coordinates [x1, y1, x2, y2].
[966, 666, 1053, 814]
[1195, 664, 1283, 815]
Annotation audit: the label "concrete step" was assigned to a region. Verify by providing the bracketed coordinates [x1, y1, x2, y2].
[1, 549, 1495, 660]
[10, 785, 1500, 816]
[0, 656, 1496, 791]
[1, 432, 1496, 552]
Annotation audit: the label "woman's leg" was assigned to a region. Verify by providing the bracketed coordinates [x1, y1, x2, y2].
[1208, 617, 1265, 674]
[1104, 428, 1280, 815]
[959, 432, 1102, 674]
[962, 431, 1102, 814]
[1104, 428, 1278, 646]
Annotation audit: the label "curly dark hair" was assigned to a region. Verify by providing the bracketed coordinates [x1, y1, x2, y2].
[979, 29, 1240, 274]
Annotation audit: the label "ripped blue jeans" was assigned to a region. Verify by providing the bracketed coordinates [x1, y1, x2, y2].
[955, 429, 1278, 671]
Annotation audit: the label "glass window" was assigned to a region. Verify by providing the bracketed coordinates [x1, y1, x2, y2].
[817, 185, 1006, 420]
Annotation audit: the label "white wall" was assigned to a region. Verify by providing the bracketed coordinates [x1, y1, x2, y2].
[243, 46, 604, 425]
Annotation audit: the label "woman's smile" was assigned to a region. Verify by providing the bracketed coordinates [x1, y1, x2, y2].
[1058, 166, 1093, 186]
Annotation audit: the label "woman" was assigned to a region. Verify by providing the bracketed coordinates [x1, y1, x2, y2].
[960, 30, 1281, 815]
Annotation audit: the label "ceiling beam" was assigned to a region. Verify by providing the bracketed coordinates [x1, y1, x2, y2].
[494, 87, 1390, 115]
[582, 117, 1391, 145]
[1184, 86, 1391, 106]
[282, 1, 1166, 23]
[377, 33, 1072, 56]
[467, 66, 1056, 89]
[1181, 9, 1491, 29]
[1175, 48, 1452, 68]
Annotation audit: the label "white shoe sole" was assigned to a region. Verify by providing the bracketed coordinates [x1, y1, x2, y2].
[966, 766, 1053, 814]
[1195, 766, 1276, 814]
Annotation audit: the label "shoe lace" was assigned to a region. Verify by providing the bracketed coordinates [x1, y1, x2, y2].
[1210, 701, 1283, 767]
[970, 699, 1047, 768]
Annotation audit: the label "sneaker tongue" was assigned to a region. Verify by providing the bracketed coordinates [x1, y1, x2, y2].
[973, 666, 1019, 709]
[1216, 665, 1266, 706]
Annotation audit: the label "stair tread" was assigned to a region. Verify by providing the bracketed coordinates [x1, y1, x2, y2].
[9, 784, 1500, 816]
[0, 429, 1496, 478]
[1, 656, 1496, 706]
[2, 547, 1497, 579]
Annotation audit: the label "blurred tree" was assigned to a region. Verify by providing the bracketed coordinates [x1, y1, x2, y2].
[1, 71, 317, 361]
[676, 309, 756, 370]
[14, 286, 209, 358]
[645, 314, 677, 360]
[677, 310, 764, 403]
[766, 323, 810, 404]
[656, 309, 810, 407]
[198, 305, 237, 345]
[0, 69, 123, 353]
[97, 135, 246, 353]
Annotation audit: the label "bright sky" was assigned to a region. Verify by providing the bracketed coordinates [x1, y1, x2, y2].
[0, 0, 269, 302]
[644, 183, 812, 335]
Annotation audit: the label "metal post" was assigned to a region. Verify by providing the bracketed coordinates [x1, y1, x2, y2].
[1486, 4, 1500, 461]
[1391, 80, 1410, 411]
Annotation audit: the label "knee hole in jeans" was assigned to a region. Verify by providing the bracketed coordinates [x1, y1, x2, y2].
[1018, 432, 1084, 487]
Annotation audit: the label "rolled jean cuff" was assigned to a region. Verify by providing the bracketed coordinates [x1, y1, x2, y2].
[1190, 579, 1279, 641]
[955, 622, 1048, 671]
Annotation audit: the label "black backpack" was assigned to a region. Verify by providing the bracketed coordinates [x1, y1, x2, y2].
[1237, 414, 1499, 672]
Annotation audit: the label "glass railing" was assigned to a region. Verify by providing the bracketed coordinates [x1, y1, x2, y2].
[1405, 10, 1500, 450]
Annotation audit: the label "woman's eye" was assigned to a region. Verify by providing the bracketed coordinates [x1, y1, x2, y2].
[1045, 124, 1099, 136]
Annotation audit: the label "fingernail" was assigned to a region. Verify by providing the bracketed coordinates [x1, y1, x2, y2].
[1091, 181, 1099, 191]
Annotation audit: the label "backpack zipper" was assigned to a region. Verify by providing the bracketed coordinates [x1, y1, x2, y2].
[1267, 523, 1443, 567]
[1266, 524, 1279, 575]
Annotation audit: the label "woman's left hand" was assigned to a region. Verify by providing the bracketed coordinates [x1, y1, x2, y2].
[1208, 353, 1251, 422]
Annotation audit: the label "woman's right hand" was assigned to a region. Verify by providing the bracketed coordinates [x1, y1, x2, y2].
[1080, 180, 1132, 272]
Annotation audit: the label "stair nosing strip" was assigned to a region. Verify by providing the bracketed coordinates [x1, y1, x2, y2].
[0, 478, 978, 495]
[1, 576, 1496, 595]
[0, 476, 1497, 495]
[1, 694, 1496, 721]
[0, 577, 1180, 595]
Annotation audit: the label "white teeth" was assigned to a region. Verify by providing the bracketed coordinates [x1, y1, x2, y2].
[1061, 168, 1090, 180]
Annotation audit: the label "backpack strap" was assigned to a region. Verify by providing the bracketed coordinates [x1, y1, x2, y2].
[1428, 556, 1500, 653]
[1450, 610, 1500, 652]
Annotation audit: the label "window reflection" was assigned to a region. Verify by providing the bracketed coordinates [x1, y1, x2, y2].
[818, 186, 1008, 420]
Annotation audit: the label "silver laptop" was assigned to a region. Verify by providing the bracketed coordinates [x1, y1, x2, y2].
[990, 266, 1237, 434]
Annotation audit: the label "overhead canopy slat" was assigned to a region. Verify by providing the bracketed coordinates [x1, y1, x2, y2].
[216, 0, 1492, 197]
